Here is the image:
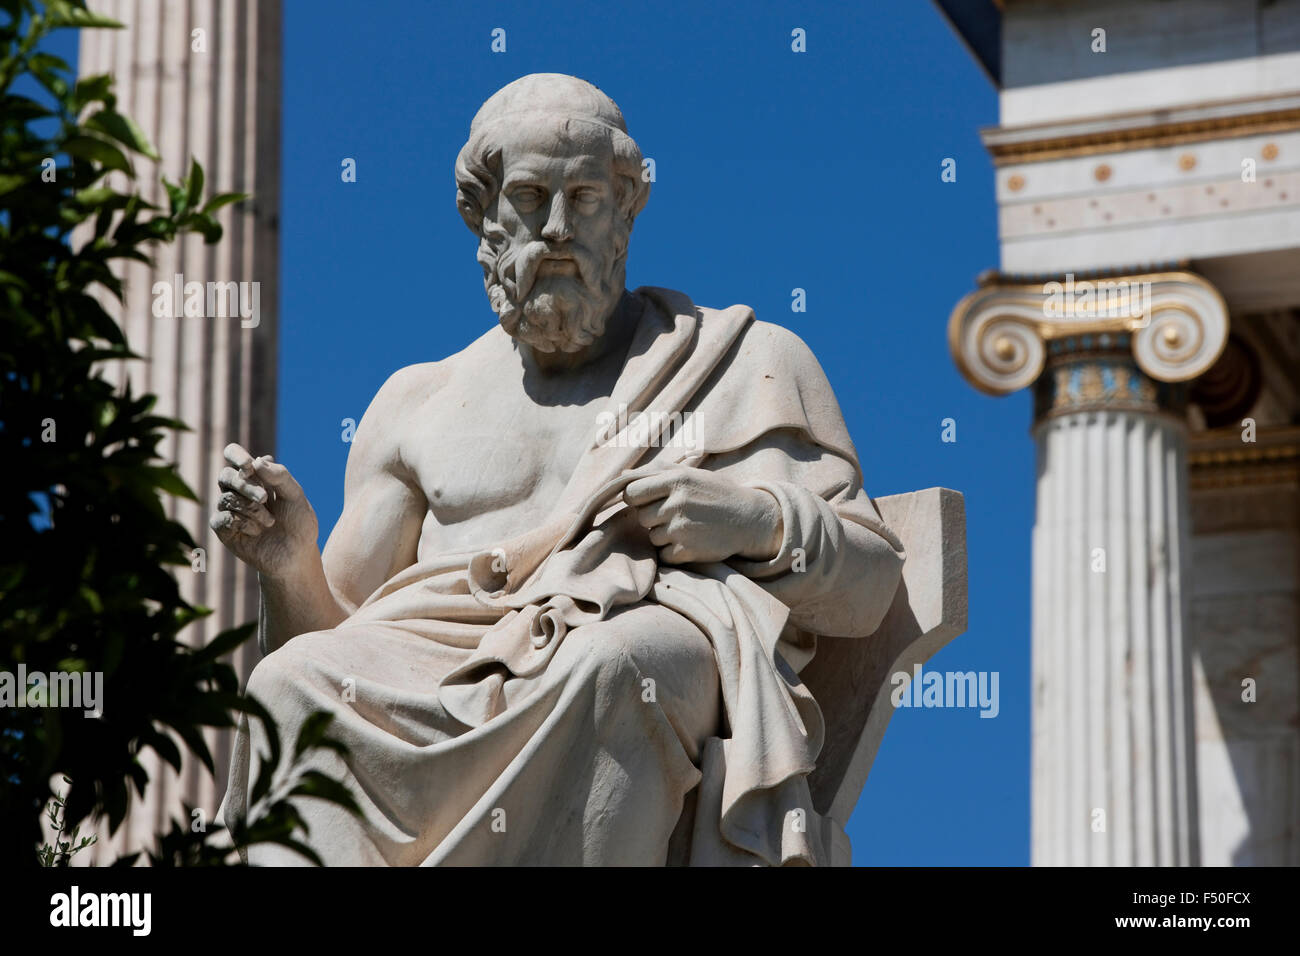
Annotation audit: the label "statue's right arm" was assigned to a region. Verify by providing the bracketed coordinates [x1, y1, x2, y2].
[316, 365, 434, 633]
[212, 365, 435, 655]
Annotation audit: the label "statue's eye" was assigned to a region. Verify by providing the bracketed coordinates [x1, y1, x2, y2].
[573, 188, 601, 207]
[510, 187, 544, 209]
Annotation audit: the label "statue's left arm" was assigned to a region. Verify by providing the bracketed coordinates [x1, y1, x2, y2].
[621, 315, 904, 638]
[706, 429, 904, 638]
[621, 422, 904, 639]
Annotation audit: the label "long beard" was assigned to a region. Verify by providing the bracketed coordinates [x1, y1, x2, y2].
[478, 223, 627, 353]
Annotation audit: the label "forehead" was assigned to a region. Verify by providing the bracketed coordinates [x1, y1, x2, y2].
[498, 125, 615, 184]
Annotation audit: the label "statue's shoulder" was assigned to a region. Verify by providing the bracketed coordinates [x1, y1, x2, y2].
[717, 312, 829, 385]
[736, 315, 814, 355]
[381, 359, 445, 393]
[366, 360, 450, 420]
[373, 323, 502, 396]
[645, 286, 821, 370]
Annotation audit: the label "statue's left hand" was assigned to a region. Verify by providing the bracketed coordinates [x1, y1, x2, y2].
[623, 467, 784, 565]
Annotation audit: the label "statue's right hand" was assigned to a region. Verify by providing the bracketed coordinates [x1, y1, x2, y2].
[209, 442, 320, 577]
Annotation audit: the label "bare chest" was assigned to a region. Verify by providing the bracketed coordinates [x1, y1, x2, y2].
[402, 378, 615, 549]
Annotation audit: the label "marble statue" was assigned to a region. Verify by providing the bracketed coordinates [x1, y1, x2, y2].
[212, 73, 912, 866]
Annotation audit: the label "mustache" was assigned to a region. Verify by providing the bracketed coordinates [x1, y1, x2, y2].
[479, 228, 601, 302]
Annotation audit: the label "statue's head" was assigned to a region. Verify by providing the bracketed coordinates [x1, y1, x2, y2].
[455, 74, 650, 353]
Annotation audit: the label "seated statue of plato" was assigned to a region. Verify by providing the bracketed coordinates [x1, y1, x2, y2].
[212, 72, 905, 866]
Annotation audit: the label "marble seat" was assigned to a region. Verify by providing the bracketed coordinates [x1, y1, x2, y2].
[802, 487, 968, 865]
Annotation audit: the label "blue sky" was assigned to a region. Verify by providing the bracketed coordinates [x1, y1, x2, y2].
[67, 0, 1034, 864]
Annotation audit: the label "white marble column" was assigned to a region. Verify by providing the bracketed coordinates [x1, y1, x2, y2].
[73, 0, 281, 863]
[1031, 343, 1196, 865]
[951, 271, 1228, 866]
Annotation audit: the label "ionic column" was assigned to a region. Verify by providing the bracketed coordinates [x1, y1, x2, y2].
[950, 271, 1228, 866]
[73, 0, 281, 862]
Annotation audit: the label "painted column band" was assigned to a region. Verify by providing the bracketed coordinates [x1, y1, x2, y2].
[1033, 333, 1188, 421]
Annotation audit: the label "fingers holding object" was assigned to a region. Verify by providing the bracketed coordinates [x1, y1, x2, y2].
[218, 490, 275, 527]
[248, 455, 302, 500]
[224, 442, 255, 473]
[209, 508, 264, 538]
[222, 443, 293, 497]
[218, 466, 268, 504]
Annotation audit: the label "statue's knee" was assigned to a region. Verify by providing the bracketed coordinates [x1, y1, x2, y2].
[245, 652, 291, 705]
[571, 606, 709, 688]
[573, 624, 643, 685]
[246, 629, 328, 700]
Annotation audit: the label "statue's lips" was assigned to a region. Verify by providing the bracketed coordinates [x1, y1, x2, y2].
[536, 256, 578, 277]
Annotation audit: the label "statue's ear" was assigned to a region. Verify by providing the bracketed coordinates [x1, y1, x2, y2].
[616, 174, 648, 226]
[455, 141, 504, 236]
[456, 195, 483, 237]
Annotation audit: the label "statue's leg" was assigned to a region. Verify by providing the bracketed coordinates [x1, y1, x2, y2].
[221, 621, 474, 866]
[423, 601, 722, 865]
[220, 603, 722, 866]
[565, 601, 723, 861]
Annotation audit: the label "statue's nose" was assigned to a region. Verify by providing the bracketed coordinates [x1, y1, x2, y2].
[541, 194, 575, 242]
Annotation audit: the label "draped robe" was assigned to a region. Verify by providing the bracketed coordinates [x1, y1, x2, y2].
[219, 286, 905, 866]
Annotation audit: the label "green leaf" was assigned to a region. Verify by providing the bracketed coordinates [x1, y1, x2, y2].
[0, 94, 53, 121]
[171, 722, 215, 775]
[201, 192, 248, 214]
[185, 158, 203, 208]
[73, 185, 117, 206]
[276, 839, 324, 867]
[163, 177, 186, 215]
[293, 712, 336, 760]
[62, 134, 132, 174]
[85, 109, 159, 160]
[147, 466, 197, 502]
[31, 69, 69, 99]
[44, 0, 125, 29]
[30, 51, 72, 75]
[71, 73, 114, 112]
[0, 270, 30, 290]
[69, 292, 126, 345]
[77, 586, 103, 614]
[289, 771, 360, 813]
[187, 212, 222, 243]
[148, 731, 183, 773]
[193, 623, 256, 664]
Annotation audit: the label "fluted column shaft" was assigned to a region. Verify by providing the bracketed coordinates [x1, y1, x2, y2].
[1030, 338, 1198, 865]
